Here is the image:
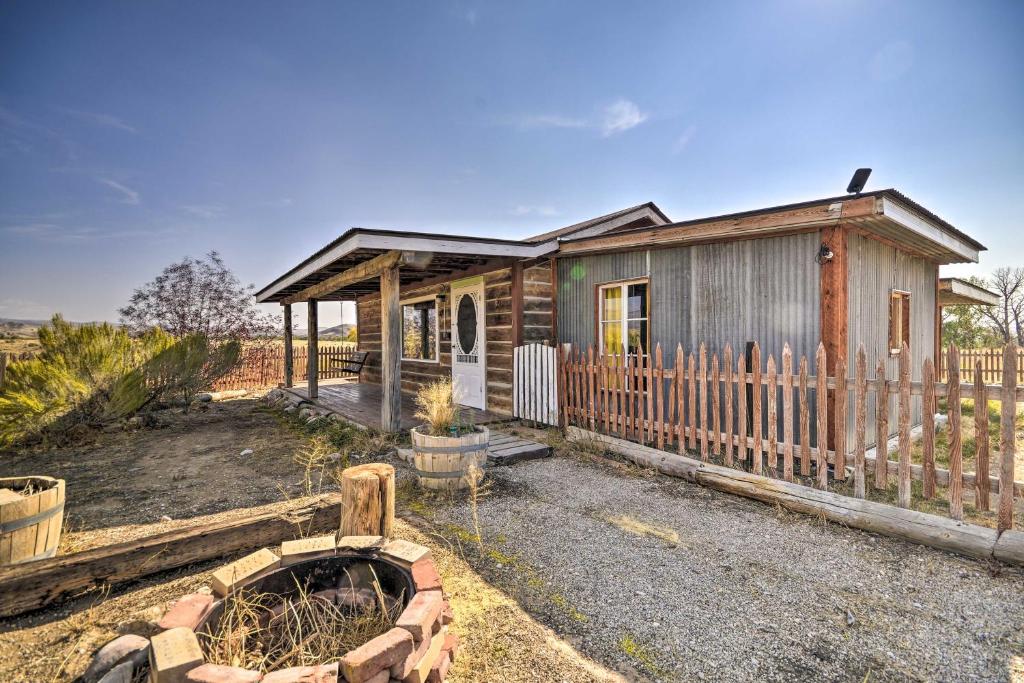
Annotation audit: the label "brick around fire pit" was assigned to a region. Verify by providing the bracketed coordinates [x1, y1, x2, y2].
[84, 537, 456, 683]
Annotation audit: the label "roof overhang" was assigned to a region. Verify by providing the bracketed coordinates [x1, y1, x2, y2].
[938, 278, 1000, 306]
[256, 228, 556, 303]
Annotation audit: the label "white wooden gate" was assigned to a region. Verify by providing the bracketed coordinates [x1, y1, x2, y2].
[512, 343, 559, 426]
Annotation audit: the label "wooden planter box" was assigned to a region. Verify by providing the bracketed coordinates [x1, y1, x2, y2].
[0, 476, 65, 565]
[410, 426, 489, 491]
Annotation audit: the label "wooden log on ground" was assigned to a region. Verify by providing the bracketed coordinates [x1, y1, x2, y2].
[0, 495, 341, 619]
[340, 464, 395, 538]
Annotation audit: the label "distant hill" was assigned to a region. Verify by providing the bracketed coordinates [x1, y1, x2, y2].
[293, 323, 356, 340]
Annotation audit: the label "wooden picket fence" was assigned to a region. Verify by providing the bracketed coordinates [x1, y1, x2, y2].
[941, 347, 1024, 384]
[212, 344, 359, 391]
[559, 341, 1021, 530]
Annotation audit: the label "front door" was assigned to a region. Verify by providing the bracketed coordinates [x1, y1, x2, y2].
[450, 278, 486, 409]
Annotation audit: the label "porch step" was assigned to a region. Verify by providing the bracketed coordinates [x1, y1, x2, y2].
[486, 432, 551, 466]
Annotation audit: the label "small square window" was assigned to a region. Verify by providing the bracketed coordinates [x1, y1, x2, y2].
[889, 290, 911, 355]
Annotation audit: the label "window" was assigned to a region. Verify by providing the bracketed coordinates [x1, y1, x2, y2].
[889, 290, 911, 355]
[402, 297, 438, 362]
[598, 279, 649, 355]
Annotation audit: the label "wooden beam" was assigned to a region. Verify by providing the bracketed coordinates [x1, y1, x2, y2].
[283, 303, 294, 388]
[281, 251, 411, 305]
[380, 266, 401, 432]
[820, 225, 849, 451]
[307, 299, 319, 399]
[510, 261, 524, 348]
[0, 495, 341, 619]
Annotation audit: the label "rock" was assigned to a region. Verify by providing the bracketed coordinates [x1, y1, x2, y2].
[283, 405, 298, 413]
[160, 515, 173, 522]
[186, 663, 262, 682]
[240, 448, 254, 456]
[97, 661, 134, 683]
[83, 634, 150, 683]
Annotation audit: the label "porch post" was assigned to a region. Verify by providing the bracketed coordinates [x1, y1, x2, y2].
[307, 299, 319, 399]
[283, 303, 293, 388]
[380, 265, 401, 432]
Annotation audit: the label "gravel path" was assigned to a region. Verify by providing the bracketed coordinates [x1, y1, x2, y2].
[423, 454, 1024, 682]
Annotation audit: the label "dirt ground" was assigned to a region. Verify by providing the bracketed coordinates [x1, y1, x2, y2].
[0, 399, 623, 683]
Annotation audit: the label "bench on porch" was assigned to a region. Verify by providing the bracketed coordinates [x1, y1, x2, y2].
[327, 350, 369, 376]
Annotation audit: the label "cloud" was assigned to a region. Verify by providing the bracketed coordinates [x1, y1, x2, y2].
[180, 204, 224, 219]
[97, 178, 140, 205]
[672, 124, 697, 154]
[511, 205, 560, 217]
[601, 99, 647, 137]
[61, 108, 137, 133]
[515, 114, 589, 130]
[3, 222, 171, 244]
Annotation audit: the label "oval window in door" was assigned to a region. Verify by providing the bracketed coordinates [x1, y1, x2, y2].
[456, 293, 478, 357]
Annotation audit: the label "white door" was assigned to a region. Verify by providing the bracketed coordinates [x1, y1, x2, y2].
[450, 278, 487, 409]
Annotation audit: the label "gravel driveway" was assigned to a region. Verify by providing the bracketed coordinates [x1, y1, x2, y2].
[414, 453, 1024, 682]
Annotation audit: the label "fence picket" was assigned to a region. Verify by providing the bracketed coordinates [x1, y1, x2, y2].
[854, 345, 867, 499]
[687, 352, 697, 449]
[834, 357, 848, 481]
[655, 344, 665, 449]
[815, 343, 828, 489]
[767, 355, 778, 473]
[712, 352, 721, 456]
[999, 344, 1018, 532]
[619, 348, 627, 438]
[948, 345, 964, 521]
[875, 359, 889, 490]
[922, 357, 936, 499]
[898, 343, 912, 508]
[699, 344, 708, 461]
[751, 343, 763, 475]
[676, 344, 685, 452]
[666, 347, 676, 447]
[737, 353, 747, 466]
[724, 344, 734, 467]
[974, 360, 990, 511]
[600, 350, 609, 433]
[799, 356, 810, 477]
[782, 344, 794, 482]
[587, 346, 596, 432]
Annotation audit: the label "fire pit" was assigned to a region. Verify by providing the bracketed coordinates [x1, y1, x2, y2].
[86, 535, 457, 683]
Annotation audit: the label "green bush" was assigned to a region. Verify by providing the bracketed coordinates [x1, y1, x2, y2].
[0, 315, 241, 446]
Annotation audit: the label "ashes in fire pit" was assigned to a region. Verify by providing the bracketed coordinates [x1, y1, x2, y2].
[91, 534, 457, 683]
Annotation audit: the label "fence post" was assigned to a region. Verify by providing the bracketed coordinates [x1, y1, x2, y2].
[922, 358, 937, 499]
[782, 344, 794, 482]
[0, 352, 6, 389]
[833, 356, 848, 481]
[875, 359, 889, 489]
[999, 343, 1018, 532]
[723, 344, 734, 466]
[815, 343, 828, 489]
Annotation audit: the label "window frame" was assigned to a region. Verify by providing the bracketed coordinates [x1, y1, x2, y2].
[596, 277, 651, 357]
[888, 289, 911, 355]
[400, 294, 440, 364]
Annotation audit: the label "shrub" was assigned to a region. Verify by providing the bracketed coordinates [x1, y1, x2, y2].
[0, 315, 242, 445]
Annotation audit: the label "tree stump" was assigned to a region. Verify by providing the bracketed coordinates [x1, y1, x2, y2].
[340, 464, 395, 538]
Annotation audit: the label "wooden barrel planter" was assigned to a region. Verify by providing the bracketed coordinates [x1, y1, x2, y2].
[0, 476, 65, 565]
[410, 426, 489, 491]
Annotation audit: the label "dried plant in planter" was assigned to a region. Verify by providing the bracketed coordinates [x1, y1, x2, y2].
[414, 377, 474, 436]
[201, 573, 404, 673]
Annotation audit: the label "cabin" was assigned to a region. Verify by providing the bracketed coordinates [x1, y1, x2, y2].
[255, 188, 988, 446]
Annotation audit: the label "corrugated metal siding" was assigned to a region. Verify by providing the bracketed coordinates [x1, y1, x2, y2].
[558, 234, 822, 445]
[556, 251, 647, 350]
[847, 232, 937, 445]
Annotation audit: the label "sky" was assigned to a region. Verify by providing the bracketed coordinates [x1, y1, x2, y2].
[1, 1, 1022, 329]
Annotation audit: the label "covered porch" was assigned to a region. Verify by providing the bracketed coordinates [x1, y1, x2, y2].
[284, 380, 511, 431]
[255, 227, 557, 432]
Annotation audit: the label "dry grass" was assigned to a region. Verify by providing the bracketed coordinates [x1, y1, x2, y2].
[202, 575, 402, 672]
[413, 378, 461, 436]
[603, 514, 680, 546]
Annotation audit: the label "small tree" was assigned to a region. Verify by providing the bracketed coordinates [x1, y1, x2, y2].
[119, 251, 275, 342]
[978, 267, 1024, 345]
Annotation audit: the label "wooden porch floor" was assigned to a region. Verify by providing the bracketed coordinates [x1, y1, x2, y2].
[286, 380, 511, 431]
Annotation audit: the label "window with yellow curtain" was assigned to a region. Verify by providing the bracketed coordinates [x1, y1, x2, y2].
[598, 279, 649, 356]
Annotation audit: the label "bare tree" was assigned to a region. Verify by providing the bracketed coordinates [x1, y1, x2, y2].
[979, 267, 1024, 345]
[119, 251, 275, 341]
